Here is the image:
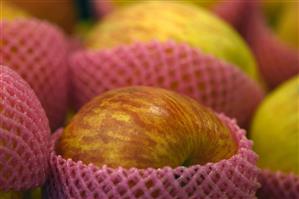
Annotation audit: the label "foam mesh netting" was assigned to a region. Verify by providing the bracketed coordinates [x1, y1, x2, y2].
[70, 41, 264, 127]
[0, 65, 50, 191]
[257, 170, 299, 199]
[45, 114, 260, 199]
[0, 19, 69, 130]
[242, 3, 299, 89]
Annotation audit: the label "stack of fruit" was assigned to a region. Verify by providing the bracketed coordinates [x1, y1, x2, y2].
[1, 0, 298, 198]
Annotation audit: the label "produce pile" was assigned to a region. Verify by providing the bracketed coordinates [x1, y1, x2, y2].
[0, 0, 298, 198]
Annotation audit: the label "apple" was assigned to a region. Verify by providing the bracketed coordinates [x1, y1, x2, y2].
[0, 191, 22, 199]
[250, 75, 299, 175]
[8, 0, 77, 33]
[0, 65, 50, 191]
[241, 0, 299, 88]
[56, 86, 238, 169]
[261, 1, 298, 50]
[94, 0, 248, 29]
[86, 1, 260, 83]
[0, 0, 29, 20]
[275, 3, 299, 50]
[0, 18, 69, 130]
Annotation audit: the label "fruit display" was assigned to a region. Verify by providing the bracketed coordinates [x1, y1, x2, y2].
[0, 65, 50, 196]
[85, 1, 259, 82]
[72, 1, 264, 127]
[0, 0, 297, 198]
[46, 87, 259, 198]
[241, 0, 299, 89]
[70, 41, 263, 127]
[0, 7, 70, 130]
[250, 76, 299, 198]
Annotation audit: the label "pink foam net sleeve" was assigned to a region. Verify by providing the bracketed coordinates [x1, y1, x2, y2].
[0, 65, 51, 191]
[257, 170, 299, 199]
[70, 41, 264, 127]
[0, 19, 70, 130]
[45, 114, 260, 199]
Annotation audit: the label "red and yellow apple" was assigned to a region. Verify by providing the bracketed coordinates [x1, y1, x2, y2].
[86, 1, 260, 83]
[56, 86, 238, 169]
[250, 75, 299, 175]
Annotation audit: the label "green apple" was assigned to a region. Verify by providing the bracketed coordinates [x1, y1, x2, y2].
[250, 76, 299, 175]
[0, 191, 22, 199]
[86, 1, 259, 82]
[56, 86, 238, 169]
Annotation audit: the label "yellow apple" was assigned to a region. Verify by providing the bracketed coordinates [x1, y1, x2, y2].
[276, 3, 299, 50]
[251, 75, 299, 175]
[0, 0, 29, 20]
[86, 1, 260, 83]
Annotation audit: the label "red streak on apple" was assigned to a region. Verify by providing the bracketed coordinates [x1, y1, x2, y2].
[56, 86, 238, 169]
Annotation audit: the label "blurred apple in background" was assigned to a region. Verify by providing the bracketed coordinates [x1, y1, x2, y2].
[94, 0, 249, 30]
[0, 191, 23, 199]
[0, 0, 29, 20]
[241, 0, 298, 89]
[250, 75, 299, 175]
[262, 0, 298, 50]
[56, 86, 238, 169]
[275, 3, 299, 50]
[86, 1, 260, 83]
[7, 0, 78, 33]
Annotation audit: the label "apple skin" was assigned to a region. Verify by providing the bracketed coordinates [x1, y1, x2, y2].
[0, 0, 29, 20]
[8, 0, 76, 33]
[86, 1, 259, 83]
[108, 0, 217, 9]
[0, 191, 22, 199]
[275, 3, 299, 50]
[56, 86, 238, 169]
[250, 75, 299, 175]
[262, 0, 298, 50]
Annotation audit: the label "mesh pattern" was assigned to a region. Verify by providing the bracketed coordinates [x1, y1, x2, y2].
[242, 5, 299, 89]
[70, 41, 264, 127]
[45, 114, 260, 199]
[0, 19, 69, 130]
[0, 65, 50, 191]
[257, 170, 299, 199]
